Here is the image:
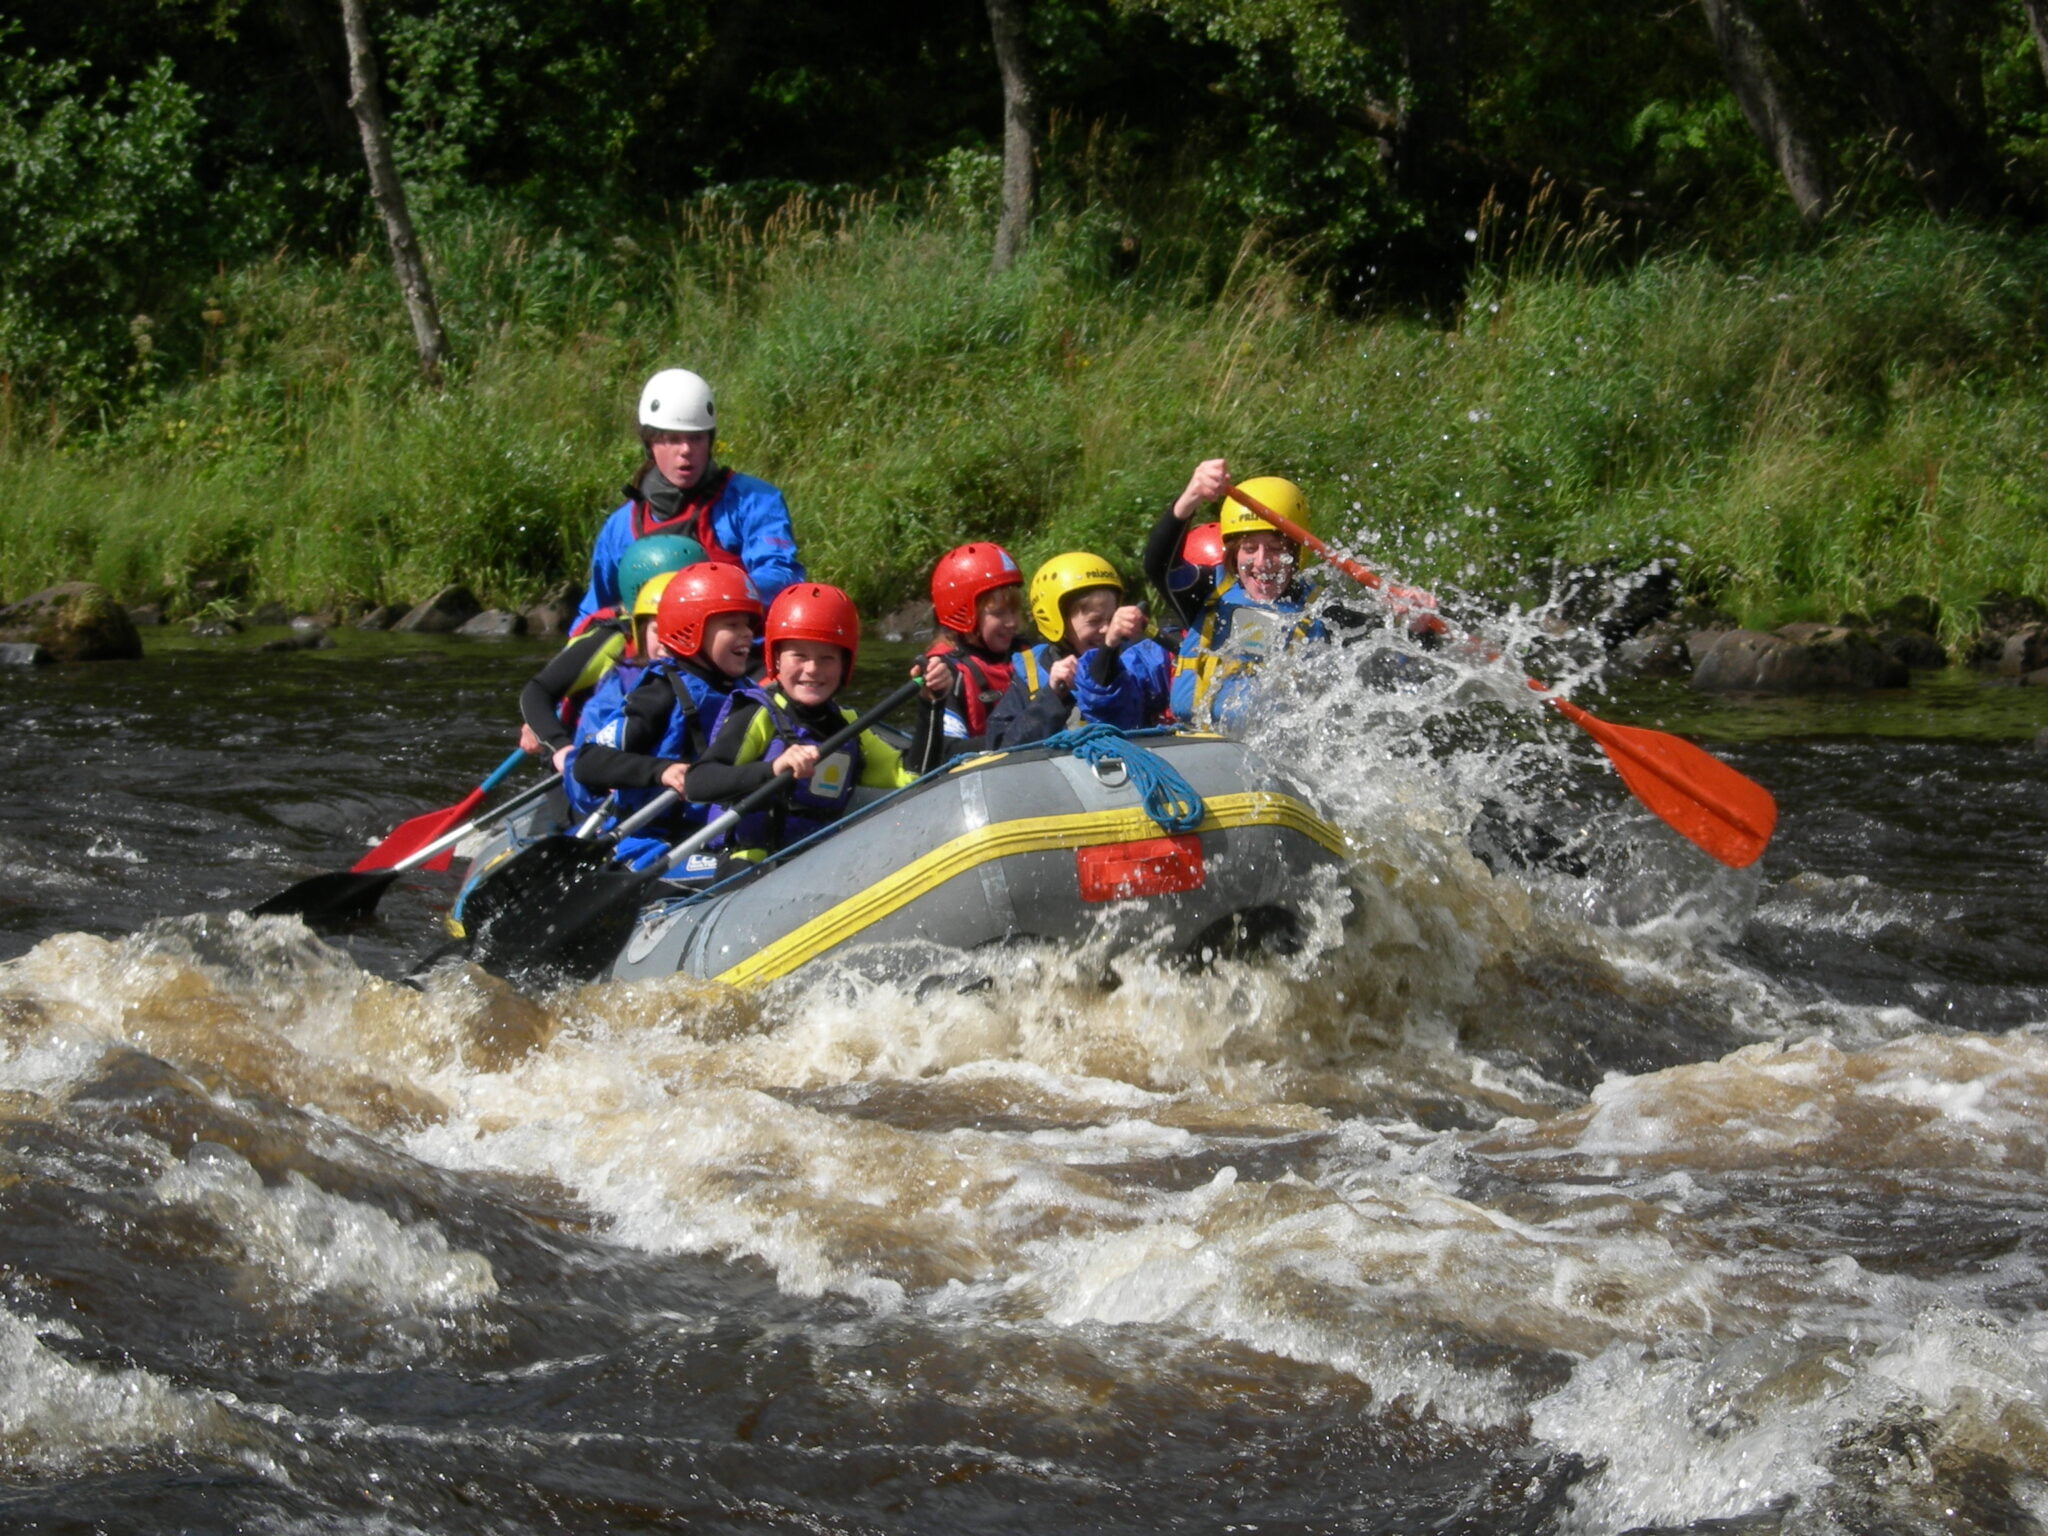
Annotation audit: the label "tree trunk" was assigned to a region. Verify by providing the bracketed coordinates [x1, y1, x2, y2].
[2019, 0, 2048, 96]
[1697, 0, 1837, 223]
[338, 0, 448, 380]
[985, 0, 1039, 274]
[1785, 0, 2001, 217]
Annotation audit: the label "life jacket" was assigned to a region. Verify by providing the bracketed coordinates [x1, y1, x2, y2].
[565, 658, 737, 823]
[563, 653, 658, 817]
[567, 603, 622, 640]
[926, 637, 1019, 739]
[1014, 641, 1060, 702]
[1175, 585, 1319, 726]
[629, 466, 738, 563]
[716, 685, 867, 856]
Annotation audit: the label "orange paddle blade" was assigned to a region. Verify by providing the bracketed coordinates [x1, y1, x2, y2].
[1548, 697, 1777, 868]
[350, 788, 482, 872]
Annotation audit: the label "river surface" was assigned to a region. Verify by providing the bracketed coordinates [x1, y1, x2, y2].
[3, 627, 2048, 1534]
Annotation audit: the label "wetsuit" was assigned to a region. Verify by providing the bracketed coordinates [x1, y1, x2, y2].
[684, 687, 948, 858]
[518, 619, 631, 753]
[986, 637, 1174, 749]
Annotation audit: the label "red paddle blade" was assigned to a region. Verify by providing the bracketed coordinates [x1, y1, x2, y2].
[1549, 698, 1777, 868]
[350, 788, 485, 873]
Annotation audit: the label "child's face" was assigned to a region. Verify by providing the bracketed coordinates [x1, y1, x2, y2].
[699, 613, 758, 679]
[776, 639, 846, 706]
[1232, 532, 1297, 603]
[974, 587, 1021, 653]
[1061, 588, 1118, 652]
[635, 616, 666, 659]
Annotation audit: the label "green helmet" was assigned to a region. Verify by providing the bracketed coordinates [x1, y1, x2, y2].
[616, 534, 707, 613]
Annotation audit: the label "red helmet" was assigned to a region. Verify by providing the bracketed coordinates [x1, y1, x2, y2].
[930, 542, 1021, 635]
[765, 582, 861, 680]
[1184, 522, 1224, 570]
[655, 563, 764, 660]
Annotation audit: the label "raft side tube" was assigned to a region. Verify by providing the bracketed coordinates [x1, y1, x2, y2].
[608, 734, 1351, 986]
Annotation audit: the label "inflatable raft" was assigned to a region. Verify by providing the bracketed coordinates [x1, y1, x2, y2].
[452, 731, 1352, 987]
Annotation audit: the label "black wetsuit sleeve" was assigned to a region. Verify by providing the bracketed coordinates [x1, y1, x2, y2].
[518, 629, 613, 749]
[1086, 644, 1121, 687]
[680, 701, 780, 803]
[1143, 502, 1213, 629]
[572, 673, 684, 791]
[985, 667, 1072, 751]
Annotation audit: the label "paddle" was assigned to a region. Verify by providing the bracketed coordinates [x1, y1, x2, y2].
[353, 747, 528, 873]
[465, 678, 927, 982]
[449, 786, 684, 939]
[249, 771, 563, 922]
[1224, 482, 1778, 868]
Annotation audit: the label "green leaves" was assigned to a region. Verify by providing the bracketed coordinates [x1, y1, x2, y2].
[0, 47, 202, 412]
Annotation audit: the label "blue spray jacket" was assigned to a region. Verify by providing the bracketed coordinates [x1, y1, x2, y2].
[574, 470, 805, 628]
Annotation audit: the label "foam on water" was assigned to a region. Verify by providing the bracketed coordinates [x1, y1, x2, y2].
[153, 1142, 498, 1317]
[0, 1306, 236, 1472]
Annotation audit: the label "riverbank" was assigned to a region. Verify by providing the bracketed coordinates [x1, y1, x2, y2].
[4, 200, 2046, 642]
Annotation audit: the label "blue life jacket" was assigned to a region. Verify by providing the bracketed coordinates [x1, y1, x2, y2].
[566, 658, 739, 830]
[1170, 580, 1324, 731]
[564, 655, 656, 818]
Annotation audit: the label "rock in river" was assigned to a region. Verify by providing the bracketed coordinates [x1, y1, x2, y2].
[0, 583, 143, 662]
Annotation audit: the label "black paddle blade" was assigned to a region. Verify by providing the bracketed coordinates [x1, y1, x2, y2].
[248, 867, 400, 923]
[459, 835, 651, 982]
[467, 860, 656, 984]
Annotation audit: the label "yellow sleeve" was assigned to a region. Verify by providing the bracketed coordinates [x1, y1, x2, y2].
[733, 703, 776, 767]
[857, 729, 915, 788]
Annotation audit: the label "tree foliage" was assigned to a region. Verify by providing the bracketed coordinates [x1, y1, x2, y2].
[4, 0, 2047, 420]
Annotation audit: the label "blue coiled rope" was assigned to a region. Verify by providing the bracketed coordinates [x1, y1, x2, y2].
[1034, 723, 1206, 835]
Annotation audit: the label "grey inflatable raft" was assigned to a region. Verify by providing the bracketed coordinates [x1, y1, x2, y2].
[455, 732, 1352, 987]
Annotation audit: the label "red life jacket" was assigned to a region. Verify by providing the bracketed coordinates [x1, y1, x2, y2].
[567, 603, 621, 640]
[631, 466, 739, 564]
[926, 638, 1018, 738]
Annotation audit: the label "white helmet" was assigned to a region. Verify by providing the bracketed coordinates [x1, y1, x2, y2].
[637, 369, 716, 433]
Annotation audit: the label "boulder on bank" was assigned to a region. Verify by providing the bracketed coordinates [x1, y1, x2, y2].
[1967, 592, 2048, 667]
[456, 609, 526, 639]
[353, 603, 407, 631]
[1692, 625, 1908, 692]
[523, 581, 577, 637]
[874, 600, 935, 645]
[1996, 623, 2048, 678]
[393, 587, 480, 634]
[0, 583, 143, 662]
[260, 630, 336, 652]
[1610, 619, 1691, 679]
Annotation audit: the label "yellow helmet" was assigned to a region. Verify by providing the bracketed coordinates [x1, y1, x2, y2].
[1220, 477, 1310, 543]
[633, 568, 682, 622]
[1028, 552, 1123, 645]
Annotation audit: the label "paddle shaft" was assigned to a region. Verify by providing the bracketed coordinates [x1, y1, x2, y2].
[245, 771, 564, 920]
[388, 772, 562, 873]
[1223, 481, 1777, 865]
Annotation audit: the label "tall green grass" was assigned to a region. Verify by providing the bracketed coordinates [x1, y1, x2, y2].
[4, 194, 2046, 641]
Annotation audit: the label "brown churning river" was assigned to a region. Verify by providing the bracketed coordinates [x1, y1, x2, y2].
[2, 629, 2047, 1535]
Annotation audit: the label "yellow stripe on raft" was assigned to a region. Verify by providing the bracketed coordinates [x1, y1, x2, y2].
[712, 791, 1350, 989]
